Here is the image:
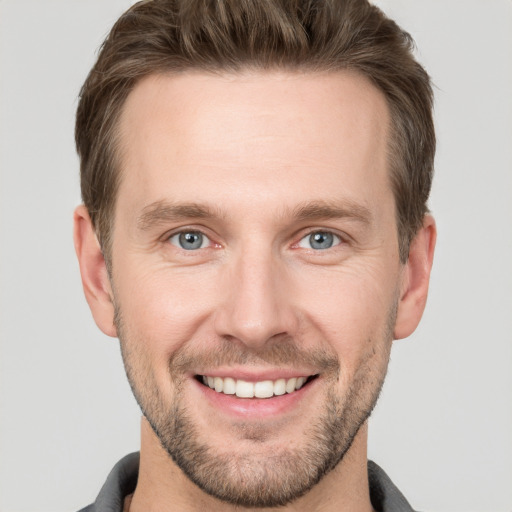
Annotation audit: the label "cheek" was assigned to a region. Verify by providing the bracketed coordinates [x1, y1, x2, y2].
[114, 249, 399, 382]
[292, 263, 398, 366]
[113, 262, 221, 369]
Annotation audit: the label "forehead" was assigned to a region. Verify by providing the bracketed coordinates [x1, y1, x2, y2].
[116, 69, 392, 222]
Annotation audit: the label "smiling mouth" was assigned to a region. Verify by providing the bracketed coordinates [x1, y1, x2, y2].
[196, 375, 318, 399]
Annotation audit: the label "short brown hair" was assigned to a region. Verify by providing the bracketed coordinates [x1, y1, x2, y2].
[76, 0, 434, 263]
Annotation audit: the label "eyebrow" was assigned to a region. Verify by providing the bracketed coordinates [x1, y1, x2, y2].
[291, 200, 373, 225]
[136, 198, 373, 231]
[137, 200, 225, 231]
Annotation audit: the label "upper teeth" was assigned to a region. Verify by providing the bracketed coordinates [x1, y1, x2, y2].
[202, 376, 308, 398]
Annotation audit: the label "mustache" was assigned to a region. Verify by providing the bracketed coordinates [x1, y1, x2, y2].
[168, 336, 340, 376]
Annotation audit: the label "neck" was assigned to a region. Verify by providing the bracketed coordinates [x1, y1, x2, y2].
[128, 418, 374, 512]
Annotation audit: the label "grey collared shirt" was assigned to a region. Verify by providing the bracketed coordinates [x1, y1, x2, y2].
[78, 453, 416, 512]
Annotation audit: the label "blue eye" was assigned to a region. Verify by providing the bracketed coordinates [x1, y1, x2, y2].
[169, 231, 209, 250]
[298, 231, 341, 250]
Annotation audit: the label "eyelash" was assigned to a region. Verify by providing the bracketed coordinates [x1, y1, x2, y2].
[167, 230, 215, 251]
[295, 230, 343, 251]
[165, 228, 346, 252]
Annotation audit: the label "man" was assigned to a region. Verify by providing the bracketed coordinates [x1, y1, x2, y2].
[73, 0, 436, 510]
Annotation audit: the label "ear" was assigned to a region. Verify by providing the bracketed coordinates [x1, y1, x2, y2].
[394, 214, 437, 340]
[73, 205, 117, 338]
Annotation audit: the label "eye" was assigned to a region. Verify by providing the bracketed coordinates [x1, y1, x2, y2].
[298, 231, 342, 250]
[168, 231, 210, 250]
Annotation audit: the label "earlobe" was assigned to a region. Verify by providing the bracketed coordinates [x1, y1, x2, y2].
[73, 205, 117, 338]
[393, 215, 437, 340]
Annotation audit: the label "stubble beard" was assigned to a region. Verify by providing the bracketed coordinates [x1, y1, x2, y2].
[115, 306, 395, 508]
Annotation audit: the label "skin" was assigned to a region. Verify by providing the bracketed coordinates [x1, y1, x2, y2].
[74, 70, 436, 511]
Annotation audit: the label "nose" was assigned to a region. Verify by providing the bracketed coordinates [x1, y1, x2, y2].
[213, 246, 298, 350]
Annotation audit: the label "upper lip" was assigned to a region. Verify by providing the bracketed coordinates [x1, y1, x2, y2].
[193, 368, 318, 382]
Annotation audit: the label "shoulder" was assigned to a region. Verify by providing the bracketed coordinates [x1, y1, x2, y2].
[77, 453, 140, 512]
[368, 460, 417, 512]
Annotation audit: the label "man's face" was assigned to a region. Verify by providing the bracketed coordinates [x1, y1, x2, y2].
[110, 70, 402, 507]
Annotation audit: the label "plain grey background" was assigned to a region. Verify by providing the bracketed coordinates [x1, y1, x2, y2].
[0, 1, 511, 511]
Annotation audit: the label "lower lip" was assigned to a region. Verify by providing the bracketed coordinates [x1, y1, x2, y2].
[193, 378, 318, 419]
